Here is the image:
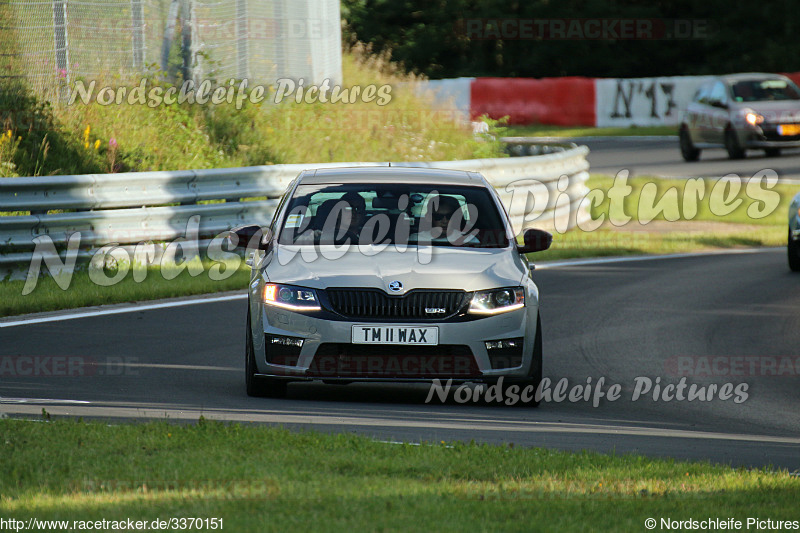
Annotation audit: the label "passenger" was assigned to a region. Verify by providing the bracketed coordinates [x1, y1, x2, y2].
[414, 195, 479, 245]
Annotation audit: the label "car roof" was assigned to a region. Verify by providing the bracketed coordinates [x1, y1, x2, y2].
[297, 166, 486, 186]
[717, 72, 791, 84]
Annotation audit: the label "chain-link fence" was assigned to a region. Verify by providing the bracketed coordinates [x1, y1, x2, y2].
[0, 0, 342, 97]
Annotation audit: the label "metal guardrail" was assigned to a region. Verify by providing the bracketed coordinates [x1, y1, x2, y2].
[501, 137, 578, 157]
[0, 146, 590, 277]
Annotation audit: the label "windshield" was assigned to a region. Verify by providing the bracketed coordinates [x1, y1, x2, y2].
[277, 182, 510, 248]
[731, 79, 800, 102]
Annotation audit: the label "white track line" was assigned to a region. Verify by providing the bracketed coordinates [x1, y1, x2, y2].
[535, 247, 779, 270]
[0, 247, 782, 328]
[0, 293, 247, 328]
[0, 397, 91, 404]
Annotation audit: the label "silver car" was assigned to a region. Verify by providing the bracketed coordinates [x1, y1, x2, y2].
[679, 73, 800, 161]
[231, 167, 552, 405]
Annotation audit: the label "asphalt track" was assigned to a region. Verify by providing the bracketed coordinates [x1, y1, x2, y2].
[577, 136, 800, 181]
[2, 248, 799, 470]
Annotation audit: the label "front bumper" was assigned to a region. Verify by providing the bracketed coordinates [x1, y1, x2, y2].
[741, 124, 800, 148]
[253, 304, 538, 382]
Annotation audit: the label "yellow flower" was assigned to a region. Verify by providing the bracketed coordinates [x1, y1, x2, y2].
[16, 136, 21, 141]
[94, 139, 100, 150]
[84, 141, 89, 149]
[5, 130, 11, 139]
[83, 125, 90, 142]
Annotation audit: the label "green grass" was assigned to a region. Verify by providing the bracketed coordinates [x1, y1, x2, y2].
[0, 44, 505, 177]
[530, 229, 783, 262]
[0, 418, 797, 532]
[506, 124, 676, 138]
[0, 261, 250, 317]
[586, 175, 794, 226]
[530, 175, 793, 261]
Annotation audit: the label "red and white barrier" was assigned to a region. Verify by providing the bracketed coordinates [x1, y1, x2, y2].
[419, 73, 800, 128]
[470, 77, 595, 126]
[594, 76, 713, 127]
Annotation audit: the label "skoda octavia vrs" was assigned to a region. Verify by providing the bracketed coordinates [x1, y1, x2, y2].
[231, 167, 552, 405]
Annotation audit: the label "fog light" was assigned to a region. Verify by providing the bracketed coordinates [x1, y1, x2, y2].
[485, 337, 525, 369]
[485, 339, 521, 350]
[270, 335, 304, 348]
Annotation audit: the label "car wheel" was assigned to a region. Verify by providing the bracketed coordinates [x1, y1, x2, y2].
[765, 147, 781, 158]
[245, 309, 288, 398]
[505, 313, 542, 407]
[679, 128, 700, 162]
[789, 230, 800, 272]
[725, 128, 745, 159]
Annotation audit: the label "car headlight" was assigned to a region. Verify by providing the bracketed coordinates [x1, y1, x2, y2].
[468, 287, 525, 315]
[745, 111, 764, 126]
[263, 283, 320, 311]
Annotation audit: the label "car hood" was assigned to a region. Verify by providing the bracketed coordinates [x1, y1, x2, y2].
[733, 101, 800, 122]
[264, 245, 528, 293]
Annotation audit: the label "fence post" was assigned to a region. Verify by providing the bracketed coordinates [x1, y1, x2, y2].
[236, 0, 248, 80]
[52, 0, 69, 100]
[273, 0, 287, 79]
[131, 0, 145, 68]
[180, 0, 200, 83]
[160, 0, 180, 73]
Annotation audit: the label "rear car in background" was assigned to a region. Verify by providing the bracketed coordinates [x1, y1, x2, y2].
[230, 167, 552, 406]
[789, 191, 800, 272]
[679, 73, 800, 161]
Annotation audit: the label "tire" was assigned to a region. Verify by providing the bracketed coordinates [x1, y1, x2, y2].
[505, 313, 543, 407]
[789, 230, 800, 272]
[765, 147, 781, 158]
[245, 309, 288, 398]
[679, 128, 700, 162]
[725, 128, 745, 159]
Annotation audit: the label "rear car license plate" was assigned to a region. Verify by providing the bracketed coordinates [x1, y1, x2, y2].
[352, 325, 439, 345]
[778, 124, 800, 136]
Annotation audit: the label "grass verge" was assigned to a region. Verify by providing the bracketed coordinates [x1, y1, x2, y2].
[506, 124, 676, 138]
[0, 44, 504, 177]
[531, 175, 792, 261]
[1, 418, 798, 532]
[0, 262, 250, 318]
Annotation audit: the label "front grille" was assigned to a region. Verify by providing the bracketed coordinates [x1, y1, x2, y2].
[307, 343, 479, 378]
[326, 288, 468, 319]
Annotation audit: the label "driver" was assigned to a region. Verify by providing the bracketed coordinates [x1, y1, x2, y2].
[339, 192, 366, 241]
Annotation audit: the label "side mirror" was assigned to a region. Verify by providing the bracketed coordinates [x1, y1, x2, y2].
[517, 228, 552, 254]
[229, 225, 273, 251]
